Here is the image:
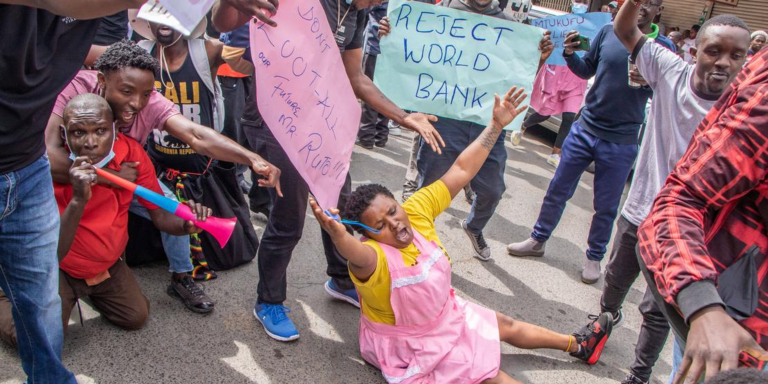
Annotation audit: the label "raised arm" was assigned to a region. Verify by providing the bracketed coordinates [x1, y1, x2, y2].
[58, 157, 96, 261]
[309, 198, 379, 281]
[2, 0, 144, 19]
[212, 0, 279, 33]
[341, 48, 445, 154]
[163, 115, 282, 196]
[613, 0, 646, 53]
[440, 87, 528, 199]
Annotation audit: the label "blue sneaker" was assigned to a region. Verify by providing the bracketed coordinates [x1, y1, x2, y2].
[324, 279, 360, 308]
[253, 303, 299, 342]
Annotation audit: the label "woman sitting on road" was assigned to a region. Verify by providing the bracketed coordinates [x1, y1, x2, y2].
[311, 87, 612, 384]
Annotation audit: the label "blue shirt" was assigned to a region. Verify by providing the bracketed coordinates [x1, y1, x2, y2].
[365, 3, 388, 55]
[565, 24, 676, 144]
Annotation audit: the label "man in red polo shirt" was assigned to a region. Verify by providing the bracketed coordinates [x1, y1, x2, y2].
[0, 94, 212, 345]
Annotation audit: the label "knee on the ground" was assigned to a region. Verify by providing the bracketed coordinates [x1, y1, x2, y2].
[110, 300, 150, 331]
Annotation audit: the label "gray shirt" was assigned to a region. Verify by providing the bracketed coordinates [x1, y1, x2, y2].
[621, 39, 718, 226]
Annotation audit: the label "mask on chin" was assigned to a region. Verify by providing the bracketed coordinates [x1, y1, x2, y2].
[572, 3, 588, 14]
[64, 122, 117, 169]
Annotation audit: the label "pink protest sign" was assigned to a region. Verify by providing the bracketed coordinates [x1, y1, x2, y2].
[250, 1, 361, 210]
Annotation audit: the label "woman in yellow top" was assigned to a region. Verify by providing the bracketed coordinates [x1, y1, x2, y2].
[311, 87, 612, 384]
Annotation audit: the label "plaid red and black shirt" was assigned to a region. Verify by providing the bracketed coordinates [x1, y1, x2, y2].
[638, 50, 768, 368]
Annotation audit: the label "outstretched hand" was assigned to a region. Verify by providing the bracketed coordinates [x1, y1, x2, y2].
[309, 198, 348, 239]
[491, 86, 528, 130]
[222, 0, 279, 27]
[401, 112, 445, 154]
[251, 158, 283, 197]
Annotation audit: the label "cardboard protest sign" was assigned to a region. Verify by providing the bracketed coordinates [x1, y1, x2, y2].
[531, 13, 612, 66]
[250, 1, 361, 210]
[375, 0, 544, 130]
[137, 0, 215, 37]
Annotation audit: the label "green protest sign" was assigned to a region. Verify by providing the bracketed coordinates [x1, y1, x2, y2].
[375, 0, 544, 130]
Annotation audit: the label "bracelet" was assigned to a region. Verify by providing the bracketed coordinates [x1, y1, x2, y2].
[565, 335, 574, 352]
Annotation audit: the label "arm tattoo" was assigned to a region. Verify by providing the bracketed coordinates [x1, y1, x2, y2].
[478, 123, 503, 151]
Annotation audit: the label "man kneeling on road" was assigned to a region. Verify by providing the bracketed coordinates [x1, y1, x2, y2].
[0, 94, 213, 347]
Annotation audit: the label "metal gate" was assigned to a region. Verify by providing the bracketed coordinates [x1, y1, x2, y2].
[534, 0, 572, 12]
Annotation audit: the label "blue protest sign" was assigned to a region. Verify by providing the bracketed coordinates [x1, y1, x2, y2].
[531, 13, 612, 66]
[374, 0, 544, 130]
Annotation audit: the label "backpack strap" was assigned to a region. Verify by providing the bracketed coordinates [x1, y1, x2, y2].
[188, 39, 225, 133]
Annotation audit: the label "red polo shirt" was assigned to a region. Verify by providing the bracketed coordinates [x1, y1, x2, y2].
[56, 133, 163, 279]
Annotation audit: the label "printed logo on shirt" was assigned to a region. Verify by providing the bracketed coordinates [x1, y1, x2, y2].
[155, 80, 202, 124]
[61, 17, 77, 24]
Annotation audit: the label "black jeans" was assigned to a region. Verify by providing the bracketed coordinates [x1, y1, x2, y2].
[601, 215, 670, 382]
[357, 54, 390, 146]
[219, 75, 248, 183]
[243, 122, 354, 304]
[523, 111, 576, 149]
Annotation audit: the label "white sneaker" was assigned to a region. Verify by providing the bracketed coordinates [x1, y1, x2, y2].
[506, 237, 546, 257]
[547, 154, 561, 168]
[510, 130, 523, 146]
[581, 260, 602, 284]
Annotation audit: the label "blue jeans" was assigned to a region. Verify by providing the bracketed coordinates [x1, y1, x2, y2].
[128, 179, 193, 274]
[0, 155, 76, 384]
[531, 121, 638, 261]
[416, 116, 507, 234]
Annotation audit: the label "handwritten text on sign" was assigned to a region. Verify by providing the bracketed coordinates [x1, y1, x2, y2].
[531, 13, 611, 66]
[250, 1, 361, 209]
[374, 0, 543, 129]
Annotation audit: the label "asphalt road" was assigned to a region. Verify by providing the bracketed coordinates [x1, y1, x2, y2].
[0, 128, 673, 384]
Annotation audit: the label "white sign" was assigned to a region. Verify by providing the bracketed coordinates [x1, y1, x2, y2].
[137, 0, 215, 36]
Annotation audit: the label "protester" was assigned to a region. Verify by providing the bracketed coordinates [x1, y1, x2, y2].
[581, 4, 750, 382]
[356, 2, 392, 150]
[667, 30, 684, 59]
[748, 30, 767, 60]
[681, 24, 700, 63]
[132, 14, 255, 278]
[311, 86, 613, 384]
[0, 1, 143, 382]
[0, 94, 214, 347]
[638, 48, 768, 383]
[507, 0, 675, 284]
[509, 0, 591, 168]
[380, 0, 554, 261]
[44, 41, 281, 314]
[213, 0, 448, 343]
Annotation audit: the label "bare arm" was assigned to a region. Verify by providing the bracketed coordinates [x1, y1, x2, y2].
[440, 87, 528, 199]
[342, 47, 445, 154]
[2, 0, 144, 19]
[58, 157, 96, 261]
[206, 39, 227, 72]
[309, 199, 379, 281]
[212, 0, 279, 33]
[146, 200, 211, 236]
[613, 0, 645, 53]
[164, 115, 282, 195]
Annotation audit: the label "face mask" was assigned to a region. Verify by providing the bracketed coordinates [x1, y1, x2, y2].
[507, 0, 531, 23]
[65, 122, 117, 169]
[572, 2, 588, 14]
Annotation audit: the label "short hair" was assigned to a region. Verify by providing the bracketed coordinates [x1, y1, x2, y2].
[697, 15, 749, 45]
[343, 184, 396, 235]
[94, 39, 159, 75]
[692, 24, 701, 31]
[704, 369, 768, 384]
[63, 94, 113, 124]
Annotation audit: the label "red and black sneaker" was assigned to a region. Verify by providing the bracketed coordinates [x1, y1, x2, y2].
[570, 312, 613, 365]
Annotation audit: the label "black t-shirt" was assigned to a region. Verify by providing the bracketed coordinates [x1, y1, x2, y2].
[0, 6, 99, 173]
[92, 11, 128, 46]
[320, 0, 367, 53]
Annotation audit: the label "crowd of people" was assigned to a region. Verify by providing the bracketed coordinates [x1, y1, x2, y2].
[1, 0, 768, 383]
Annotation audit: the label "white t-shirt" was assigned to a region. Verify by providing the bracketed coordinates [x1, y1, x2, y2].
[621, 40, 718, 226]
[681, 37, 696, 63]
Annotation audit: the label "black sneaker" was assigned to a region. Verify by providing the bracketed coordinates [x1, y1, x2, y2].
[168, 275, 215, 314]
[355, 141, 373, 150]
[570, 312, 613, 365]
[621, 374, 647, 384]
